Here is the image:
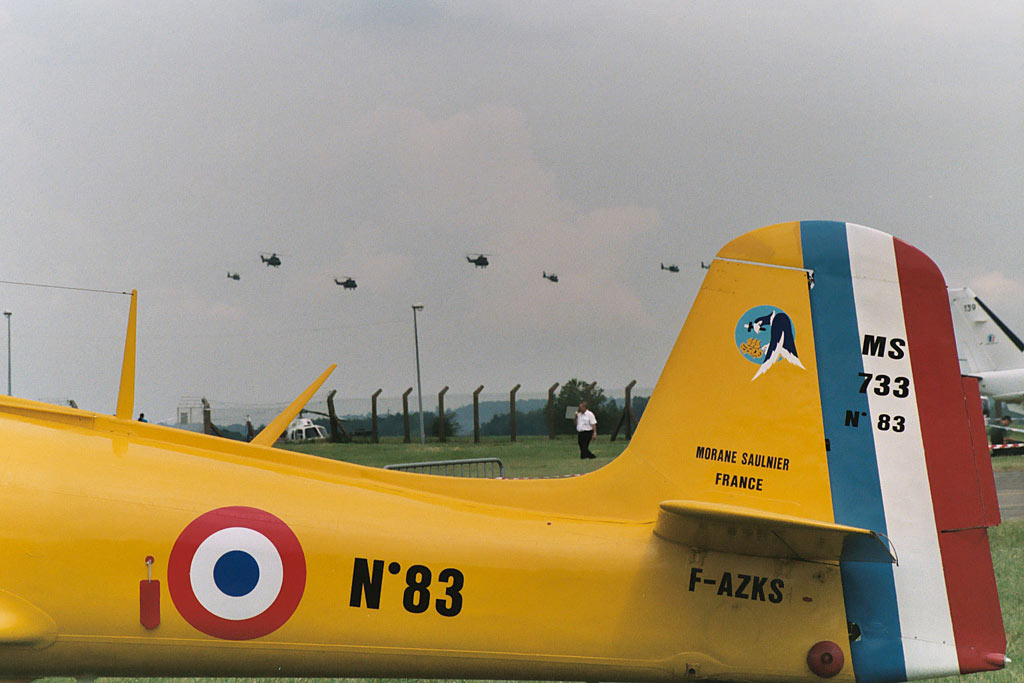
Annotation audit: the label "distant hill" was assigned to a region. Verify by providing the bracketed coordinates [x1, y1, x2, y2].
[451, 398, 547, 435]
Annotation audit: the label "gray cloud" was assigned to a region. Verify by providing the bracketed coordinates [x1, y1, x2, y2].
[1, 0, 1021, 419]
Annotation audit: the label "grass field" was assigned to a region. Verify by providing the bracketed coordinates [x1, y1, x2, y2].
[992, 453, 1024, 472]
[964, 516, 1024, 683]
[36, 439, 1024, 683]
[281, 434, 632, 478]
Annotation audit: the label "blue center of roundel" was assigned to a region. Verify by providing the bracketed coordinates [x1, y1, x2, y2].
[213, 550, 260, 597]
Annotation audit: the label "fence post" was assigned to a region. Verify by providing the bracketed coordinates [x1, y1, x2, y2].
[327, 389, 341, 442]
[327, 390, 351, 442]
[402, 387, 413, 443]
[611, 380, 637, 442]
[473, 385, 484, 443]
[371, 389, 382, 443]
[438, 386, 449, 442]
[547, 382, 560, 439]
[625, 379, 636, 439]
[202, 397, 212, 434]
[201, 397, 224, 438]
[510, 384, 521, 442]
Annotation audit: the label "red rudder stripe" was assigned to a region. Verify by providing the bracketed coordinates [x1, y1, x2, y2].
[895, 239, 1005, 673]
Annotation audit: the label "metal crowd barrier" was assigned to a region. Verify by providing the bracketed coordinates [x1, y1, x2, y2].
[384, 457, 505, 479]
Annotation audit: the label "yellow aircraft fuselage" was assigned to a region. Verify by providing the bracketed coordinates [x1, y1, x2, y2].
[0, 403, 849, 680]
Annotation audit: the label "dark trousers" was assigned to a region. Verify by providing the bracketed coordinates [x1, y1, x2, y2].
[577, 430, 595, 459]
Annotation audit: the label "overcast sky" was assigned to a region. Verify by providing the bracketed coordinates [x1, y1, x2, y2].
[1, 1, 1022, 422]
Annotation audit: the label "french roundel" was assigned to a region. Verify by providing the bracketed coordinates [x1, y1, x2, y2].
[168, 506, 306, 640]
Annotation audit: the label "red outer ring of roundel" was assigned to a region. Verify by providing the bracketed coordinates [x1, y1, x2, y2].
[167, 506, 306, 640]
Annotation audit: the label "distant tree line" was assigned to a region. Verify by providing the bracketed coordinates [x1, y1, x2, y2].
[479, 378, 648, 437]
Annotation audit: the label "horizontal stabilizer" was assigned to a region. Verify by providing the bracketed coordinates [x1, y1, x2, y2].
[0, 589, 57, 649]
[655, 500, 894, 564]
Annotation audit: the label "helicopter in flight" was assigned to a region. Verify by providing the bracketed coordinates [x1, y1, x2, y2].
[542, 271, 559, 283]
[333, 277, 357, 290]
[227, 272, 240, 281]
[260, 253, 282, 267]
[660, 262, 680, 273]
[466, 254, 490, 268]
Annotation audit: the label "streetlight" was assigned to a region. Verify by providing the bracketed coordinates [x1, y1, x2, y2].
[3, 311, 10, 396]
[412, 304, 425, 444]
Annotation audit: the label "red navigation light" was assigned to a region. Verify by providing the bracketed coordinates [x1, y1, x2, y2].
[807, 641, 844, 678]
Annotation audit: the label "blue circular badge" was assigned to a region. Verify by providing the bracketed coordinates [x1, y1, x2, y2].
[736, 305, 790, 364]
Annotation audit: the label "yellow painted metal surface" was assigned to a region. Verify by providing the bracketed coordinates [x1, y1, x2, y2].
[717, 220, 804, 269]
[114, 289, 137, 420]
[620, 257, 834, 522]
[655, 500, 893, 563]
[0, 590, 57, 648]
[0, 225, 860, 680]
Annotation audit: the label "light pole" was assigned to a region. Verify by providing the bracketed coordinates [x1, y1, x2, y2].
[3, 311, 10, 396]
[412, 304, 425, 444]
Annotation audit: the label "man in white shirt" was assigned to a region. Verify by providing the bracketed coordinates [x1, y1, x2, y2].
[575, 402, 597, 459]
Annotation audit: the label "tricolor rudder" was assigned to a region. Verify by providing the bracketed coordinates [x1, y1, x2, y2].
[798, 221, 1005, 681]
